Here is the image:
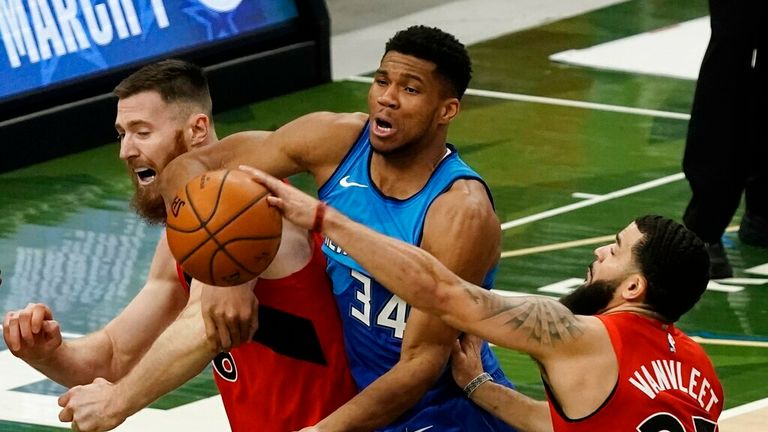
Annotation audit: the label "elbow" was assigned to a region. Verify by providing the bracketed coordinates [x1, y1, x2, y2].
[407, 271, 450, 318]
[431, 269, 464, 320]
[431, 280, 454, 317]
[406, 274, 461, 327]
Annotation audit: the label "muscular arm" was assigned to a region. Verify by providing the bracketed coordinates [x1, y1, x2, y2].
[321, 206, 596, 360]
[11, 235, 187, 387]
[111, 277, 257, 414]
[112, 281, 224, 418]
[315, 181, 501, 430]
[324, 203, 626, 421]
[248, 169, 606, 364]
[57, 279, 246, 431]
[452, 335, 552, 432]
[107, 282, 222, 419]
[158, 112, 367, 204]
[248, 167, 617, 423]
[469, 382, 552, 432]
[315, 311, 453, 431]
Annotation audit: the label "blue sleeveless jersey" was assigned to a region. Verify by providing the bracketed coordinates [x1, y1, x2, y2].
[318, 122, 516, 431]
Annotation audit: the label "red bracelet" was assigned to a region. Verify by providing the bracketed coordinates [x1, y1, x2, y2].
[312, 201, 327, 233]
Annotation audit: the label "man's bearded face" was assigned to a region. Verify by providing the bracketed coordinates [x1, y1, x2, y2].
[128, 130, 187, 225]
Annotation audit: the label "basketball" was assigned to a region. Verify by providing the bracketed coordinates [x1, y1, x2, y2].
[165, 169, 282, 286]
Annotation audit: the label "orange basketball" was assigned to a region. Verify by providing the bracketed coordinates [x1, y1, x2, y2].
[166, 169, 282, 286]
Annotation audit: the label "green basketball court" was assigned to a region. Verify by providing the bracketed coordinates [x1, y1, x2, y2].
[1, 0, 765, 430]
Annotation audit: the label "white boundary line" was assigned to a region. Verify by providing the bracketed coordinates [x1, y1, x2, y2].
[500, 173, 686, 230]
[721, 397, 768, 420]
[345, 75, 691, 120]
[501, 225, 741, 258]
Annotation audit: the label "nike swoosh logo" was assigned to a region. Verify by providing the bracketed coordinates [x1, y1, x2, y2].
[411, 427, 434, 432]
[339, 175, 368, 188]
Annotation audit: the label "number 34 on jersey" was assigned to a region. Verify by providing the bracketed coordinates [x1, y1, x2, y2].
[349, 270, 410, 339]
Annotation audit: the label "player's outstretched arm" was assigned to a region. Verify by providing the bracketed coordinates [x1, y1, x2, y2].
[309, 179, 501, 429]
[158, 112, 367, 206]
[57, 279, 234, 431]
[244, 166, 599, 361]
[3, 236, 187, 387]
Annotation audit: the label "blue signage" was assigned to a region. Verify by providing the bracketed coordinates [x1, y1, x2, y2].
[0, 0, 298, 102]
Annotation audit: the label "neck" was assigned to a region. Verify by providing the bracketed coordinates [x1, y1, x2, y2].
[194, 133, 219, 149]
[370, 138, 448, 199]
[602, 304, 669, 322]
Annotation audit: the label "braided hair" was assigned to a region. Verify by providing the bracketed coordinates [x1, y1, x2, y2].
[633, 215, 710, 322]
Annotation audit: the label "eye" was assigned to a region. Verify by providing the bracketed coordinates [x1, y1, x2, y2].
[116, 133, 125, 141]
[375, 78, 388, 86]
[610, 247, 616, 256]
[404, 86, 419, 94]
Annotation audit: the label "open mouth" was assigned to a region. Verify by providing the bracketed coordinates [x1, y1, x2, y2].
[135, 167, 157, 185]
[373, 118, 393, 136]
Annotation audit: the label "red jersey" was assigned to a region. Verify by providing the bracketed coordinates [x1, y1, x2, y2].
[547, 312, 723, 432]
[177, 233, 357, 432]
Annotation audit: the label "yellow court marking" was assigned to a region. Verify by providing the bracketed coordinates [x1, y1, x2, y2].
[501, 234, 614, 258]
[501, 225, 740, 259]
[691, 336, 768, 349]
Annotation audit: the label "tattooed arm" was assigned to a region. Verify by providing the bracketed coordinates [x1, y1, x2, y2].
[245, 167, 610, 361]
[247, 166, 620, 419]
[316, 203, 618, 418]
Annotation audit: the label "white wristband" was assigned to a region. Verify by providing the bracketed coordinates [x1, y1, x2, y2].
[463, 372, 493, 398]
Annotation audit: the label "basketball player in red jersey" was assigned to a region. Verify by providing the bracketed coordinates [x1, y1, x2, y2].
[246, 168, 724, 432]
[3, 60, 355, 431]
[173, 229, 357, 431]
[57, 223, 356, 432]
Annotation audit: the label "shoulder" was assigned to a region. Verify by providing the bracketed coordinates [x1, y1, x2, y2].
[281, 111, 367, 139]
[427, 179, 497, 232]
[421, 179, 500, 282]
[439, 177, 492, 204]
[220, 130, 272, 145]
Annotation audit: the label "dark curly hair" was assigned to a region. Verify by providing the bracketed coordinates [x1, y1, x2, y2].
[384, 25, 472, 99]
[114, 59, 212, 116]
[633, 215, 710, 322]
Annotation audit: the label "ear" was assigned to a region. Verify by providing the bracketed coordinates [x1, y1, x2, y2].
[438, 98, 460, 125]
[188, 114, 211, 149]
[621, 273, 648, 301]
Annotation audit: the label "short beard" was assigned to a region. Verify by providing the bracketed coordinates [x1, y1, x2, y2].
[128, 130, 188, 225]
[559, 279, 620, 316]
[131, 183, 167, 225]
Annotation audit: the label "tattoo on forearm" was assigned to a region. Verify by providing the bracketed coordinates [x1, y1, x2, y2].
[471, 291, 583, 346]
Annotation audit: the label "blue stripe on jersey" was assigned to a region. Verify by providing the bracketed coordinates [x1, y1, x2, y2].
[319, 121, 515, 431]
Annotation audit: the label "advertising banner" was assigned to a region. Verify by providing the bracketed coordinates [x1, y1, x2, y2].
[0, 0, 298, 102]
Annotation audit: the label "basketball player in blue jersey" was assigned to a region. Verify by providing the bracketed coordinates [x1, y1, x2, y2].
[161, 26, 516, 431]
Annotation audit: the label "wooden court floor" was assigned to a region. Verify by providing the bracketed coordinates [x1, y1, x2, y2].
[1, 0, 766, 430]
